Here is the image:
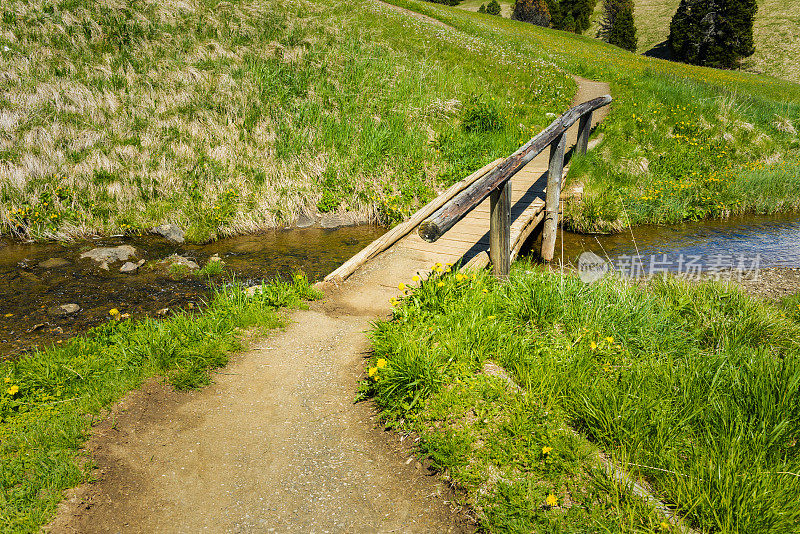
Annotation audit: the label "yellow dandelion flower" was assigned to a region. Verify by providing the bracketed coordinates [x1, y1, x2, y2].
[437, 282, 444, 288]
[3, 313, 12, 318]
[542, 446, 553, 455]
[412, 275, 420, 282]
[7, 385, 19, 395]
[398, 283, 406, 291]
[605, 336, 614, 344]
[368, 366, 378, 377]
[109, 308, 120, 316]
[590, 341, 597, 350]
[545, 494, 558, 507]
[660, 522, 670, 531]
[377, 358, 387, 369]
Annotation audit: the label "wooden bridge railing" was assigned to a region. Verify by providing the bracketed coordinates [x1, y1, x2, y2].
[417, 95, 612, 277]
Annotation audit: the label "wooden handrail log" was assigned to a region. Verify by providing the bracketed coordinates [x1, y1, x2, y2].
[418, 94, 612, 243]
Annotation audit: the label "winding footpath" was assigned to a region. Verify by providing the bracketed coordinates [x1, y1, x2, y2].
[47, 7, 611, 533]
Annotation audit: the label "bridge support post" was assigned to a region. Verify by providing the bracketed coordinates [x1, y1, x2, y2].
[576, 111, 593, 154]
[541, 132, 567, 262]
[489, 180, 511, 278]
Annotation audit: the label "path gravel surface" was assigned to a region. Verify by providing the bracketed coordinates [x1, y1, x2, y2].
[48, 251, 471, 533]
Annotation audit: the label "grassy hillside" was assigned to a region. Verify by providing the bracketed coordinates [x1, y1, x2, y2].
[1, 0, 798, 242]
[398, 0, 800, 231]
[456, 0, 800, 83]
[0, 0, 570, 241]
[458, 0, 514, 17]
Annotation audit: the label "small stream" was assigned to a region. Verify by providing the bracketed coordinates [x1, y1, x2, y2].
[3, 214, 799, 358]
[557, 213, 800, 276]
[0, 226, 385, 358]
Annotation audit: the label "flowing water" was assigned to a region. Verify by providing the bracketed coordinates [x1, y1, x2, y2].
[557, 213, 800, 277]
[3, 214, 799, 358]
[0, 226, 385, 358]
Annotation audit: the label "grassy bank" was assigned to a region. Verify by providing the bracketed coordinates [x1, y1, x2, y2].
[383, 0, 800, 232]
[365, 264, 800, 532]
[0, 0, 570, 241]
[0, 275, 319, 531]
[3, 0, 797, 242]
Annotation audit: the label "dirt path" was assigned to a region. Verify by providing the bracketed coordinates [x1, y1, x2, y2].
[47, 260, 469, 532]
[47, 7, 612, 531]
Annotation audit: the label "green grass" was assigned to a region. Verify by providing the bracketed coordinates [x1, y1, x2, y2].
[0, 0, 571, 241]
[3, 0, 797, 241]
[0, 274, 321, 531]
[457, 0, 514, 17]
[382, 0, 800, 232]
[585, 0, 800, 83]
[196, 257, 226, 277]
[453, 0, 800, 84]
[366, 264, 800, 533]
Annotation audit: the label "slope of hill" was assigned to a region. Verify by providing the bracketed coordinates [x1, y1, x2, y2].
[457, 0, 800, 83]
[0, 0, 571, 242]
[406, 0, 800, 232]
[1, 0, 797, 243]
[587, 0, 800, 83]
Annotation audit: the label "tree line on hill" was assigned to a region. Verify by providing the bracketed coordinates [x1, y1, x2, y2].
[429, 0, 757, 69]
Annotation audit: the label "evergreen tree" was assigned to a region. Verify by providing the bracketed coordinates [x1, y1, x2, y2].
[598, 0, 622, 39]
[561, 13, 576, 32]
[668, 0, 757, 68]
[486, 0, 502, 15]
[608, 3, 637, 50]
[545, 0, 563, 27]
[478, 3, 487, 12]
[598, 0, 638, 51]
[557, 0, 596, 33]
[512, 0, 551, 27]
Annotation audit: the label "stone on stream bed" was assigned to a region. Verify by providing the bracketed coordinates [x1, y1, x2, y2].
[80, 245, 137, 269]
[151, 224, 185, 244]
[120, 259, 146, 273]
[47, 303, 80, 316]
[39, 258, 70, 269]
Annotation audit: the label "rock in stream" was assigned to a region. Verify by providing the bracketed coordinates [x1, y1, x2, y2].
[80, 245, 138, 269]
[152, 224, 185, 244]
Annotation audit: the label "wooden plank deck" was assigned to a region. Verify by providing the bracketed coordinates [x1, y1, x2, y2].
[390, 91, 607, 272]
[396, 159, 549, 268]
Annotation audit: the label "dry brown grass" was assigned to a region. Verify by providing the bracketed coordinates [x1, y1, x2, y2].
[0, 0, 569, 241]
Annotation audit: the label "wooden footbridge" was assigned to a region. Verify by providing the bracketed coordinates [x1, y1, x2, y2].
[324, 92, 612, 285]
